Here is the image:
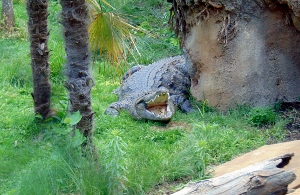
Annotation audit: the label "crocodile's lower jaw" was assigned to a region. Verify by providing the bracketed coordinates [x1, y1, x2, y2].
[146, 93, 169, 117]
[147, 105, 168, 116]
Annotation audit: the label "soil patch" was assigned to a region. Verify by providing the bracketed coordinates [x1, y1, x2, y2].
[150, 121, 192, 131]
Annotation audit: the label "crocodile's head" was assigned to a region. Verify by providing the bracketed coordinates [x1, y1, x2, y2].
[133, 89, 175, 121]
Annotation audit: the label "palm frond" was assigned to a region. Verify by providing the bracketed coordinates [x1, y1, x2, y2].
[87, 0, 143, 70]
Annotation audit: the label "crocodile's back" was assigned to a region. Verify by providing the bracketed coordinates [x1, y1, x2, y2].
[118, 55, 187, 98]
[105, 55, 194, 120]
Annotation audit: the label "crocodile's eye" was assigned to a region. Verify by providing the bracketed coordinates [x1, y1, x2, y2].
[136, 100, 146, 105]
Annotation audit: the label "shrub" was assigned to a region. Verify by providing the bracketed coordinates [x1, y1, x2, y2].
[248, 107, 277, 126]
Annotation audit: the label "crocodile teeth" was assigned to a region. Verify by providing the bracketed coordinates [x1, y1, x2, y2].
[146, 93, 169, 107]
[146, 93, 169, 116]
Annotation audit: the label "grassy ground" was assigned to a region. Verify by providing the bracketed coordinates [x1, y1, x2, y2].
[0, 1, 288, 194]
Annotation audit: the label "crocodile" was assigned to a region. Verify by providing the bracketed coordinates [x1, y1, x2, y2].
[104, 55, 193, 121]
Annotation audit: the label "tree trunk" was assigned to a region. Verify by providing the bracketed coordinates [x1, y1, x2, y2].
[27, 0, 51, 119]
[60, 0, 95, 155]
[1, 0, 15, 29]
[172, 153, 296, 195]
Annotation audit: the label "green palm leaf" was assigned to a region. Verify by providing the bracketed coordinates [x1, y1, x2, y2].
[87, 0, 141, 69]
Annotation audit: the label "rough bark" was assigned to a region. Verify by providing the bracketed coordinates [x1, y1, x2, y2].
[172, 153, 296, 195]
[1, 0, 15, 29]
[27, 0, 51, 119]
[60, 0, 95, 155]
[168, 0, 300, 110]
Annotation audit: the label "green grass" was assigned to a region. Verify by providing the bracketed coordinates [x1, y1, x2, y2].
[0, 1, 288, 195]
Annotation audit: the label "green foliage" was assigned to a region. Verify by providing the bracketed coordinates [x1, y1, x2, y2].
[143, 129, 184, 144]
[192, 122, 265, 164]
[0, 6, 31, 88]
[12, 112, 95, 195]
[17, 158, 80, 194]
[248, 107, 278, 127]
[40, 111, 86, 159]
[196, 99, 214, 117]
[102, 130, 128, 195]
[274, 100, 284, 111]
[0, 1, 289, 195]
[168, 133, 208, 180]
[13, 0, 26, 4]
[48, 2, 66, 84]
[107, 0, 181, 64]
[0, 4, 28, 39]
[87, 0, 142, 72]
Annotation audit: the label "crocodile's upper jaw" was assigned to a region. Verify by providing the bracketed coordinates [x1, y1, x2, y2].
[135, 91, 175, 121]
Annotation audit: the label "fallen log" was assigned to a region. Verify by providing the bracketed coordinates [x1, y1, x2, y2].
[172, 153, 296, 195]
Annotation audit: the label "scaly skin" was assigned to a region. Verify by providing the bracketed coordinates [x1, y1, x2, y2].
[104, 55, 193, 121]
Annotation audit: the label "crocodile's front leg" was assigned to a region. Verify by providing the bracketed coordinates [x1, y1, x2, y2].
[171, 94, 193, 113]
[104, 106, 120, 116]
[104, 101, 131, 116]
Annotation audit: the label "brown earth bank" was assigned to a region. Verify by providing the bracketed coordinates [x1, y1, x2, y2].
[168, 0, 300, 110]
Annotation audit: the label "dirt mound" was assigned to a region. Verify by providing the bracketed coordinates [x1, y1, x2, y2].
[169, 0, 300, 110]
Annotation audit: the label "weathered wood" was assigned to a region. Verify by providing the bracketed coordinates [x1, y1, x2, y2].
[172, 153, 296, 195]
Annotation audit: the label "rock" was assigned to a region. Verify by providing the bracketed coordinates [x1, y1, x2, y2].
[213, 140, 300, 193]
[168, 0, 300, 110]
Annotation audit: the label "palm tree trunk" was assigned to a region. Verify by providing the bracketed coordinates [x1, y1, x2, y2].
[27, 0, 51, 119]
[1, 0, 15, 30]
[60, 0, 95, 155]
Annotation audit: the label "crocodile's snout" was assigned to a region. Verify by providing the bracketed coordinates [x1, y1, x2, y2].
[136, 91, 175, 121]
[105, 55, 192, 121]
[146, 92, 169, 116]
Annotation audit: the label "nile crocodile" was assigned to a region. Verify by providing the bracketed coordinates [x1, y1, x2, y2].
[104, 55, 193, 121]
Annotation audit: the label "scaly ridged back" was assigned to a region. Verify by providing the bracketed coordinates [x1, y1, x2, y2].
[118, 56, 186, 99]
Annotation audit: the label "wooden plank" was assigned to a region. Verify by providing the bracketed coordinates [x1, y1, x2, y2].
[173, 153, 296, 195]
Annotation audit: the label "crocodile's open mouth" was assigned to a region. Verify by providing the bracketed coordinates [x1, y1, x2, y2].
[145, 92, 169, 116]
[135, 90, 175, 121]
